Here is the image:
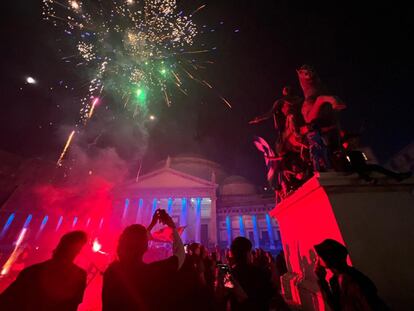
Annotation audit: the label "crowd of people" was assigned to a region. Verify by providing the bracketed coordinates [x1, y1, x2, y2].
[0, 209, 388, 311]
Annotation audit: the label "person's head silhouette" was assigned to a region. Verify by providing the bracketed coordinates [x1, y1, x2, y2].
[52, 230, 88, 263]
[189, 242, 201, 256]
[117, 224, 148, 263]
[314, 239, 348, 272]
[231, 236, 252, 264]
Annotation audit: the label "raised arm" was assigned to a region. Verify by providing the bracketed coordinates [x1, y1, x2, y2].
[160, 211, 185, 269]
[304, 95, 346, 124]
[147, 211, 159, 232]
[249, 100, 279, 124]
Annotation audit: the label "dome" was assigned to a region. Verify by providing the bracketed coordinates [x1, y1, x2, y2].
[220, 175, 257, 196]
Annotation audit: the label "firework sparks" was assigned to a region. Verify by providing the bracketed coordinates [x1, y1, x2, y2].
[1, 228, 27, 276]
[42, 0, 228, 121]
[220, 96, 232, 109]
[69, 1, 80, 10]
[191, 4, 207, 16]
[57, 130, 76, 166]
[87, 97, 99, 120]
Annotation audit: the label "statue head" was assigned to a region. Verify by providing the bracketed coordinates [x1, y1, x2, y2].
[297, 65, 322, 97]
[296, 65, 317, 82]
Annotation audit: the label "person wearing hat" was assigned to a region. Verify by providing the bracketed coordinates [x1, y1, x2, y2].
[314, 239, 388, 311]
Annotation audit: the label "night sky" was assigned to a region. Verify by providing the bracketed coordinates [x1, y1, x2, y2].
[1, 1, 413, 186]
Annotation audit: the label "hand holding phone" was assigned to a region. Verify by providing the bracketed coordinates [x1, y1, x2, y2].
[224, 272, 234, 288]
[216, 264, 233, 288]
[157, 209, 175, 228]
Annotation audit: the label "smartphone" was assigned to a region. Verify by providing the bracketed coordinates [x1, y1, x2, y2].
[217, 264, 230, 274]
[157, 209, 168, 224]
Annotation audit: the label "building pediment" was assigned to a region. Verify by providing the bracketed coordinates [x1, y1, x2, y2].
[123, 168, 217, 191]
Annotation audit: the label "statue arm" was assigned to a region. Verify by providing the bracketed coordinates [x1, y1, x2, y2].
[249, 101, 278, 124]
[306, 96, 346, 124]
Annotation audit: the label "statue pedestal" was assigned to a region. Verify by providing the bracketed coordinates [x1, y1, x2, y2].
[270, 173, 414, 311]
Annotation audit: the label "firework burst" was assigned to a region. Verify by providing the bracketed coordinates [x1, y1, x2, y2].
[43, 0, 232, 166]
[42, 0, 227, 124]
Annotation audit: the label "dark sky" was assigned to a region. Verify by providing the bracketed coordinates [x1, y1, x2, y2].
[1, 0, 413, 186]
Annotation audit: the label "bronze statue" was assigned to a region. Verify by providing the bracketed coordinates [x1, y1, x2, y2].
[249, 86, 305, 154]
[251, 67, 348, 200]
[297, 65, 346, 170]
[250, 87, 308, 200]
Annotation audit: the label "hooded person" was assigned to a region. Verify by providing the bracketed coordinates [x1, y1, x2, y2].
[314, 239, 389, 311]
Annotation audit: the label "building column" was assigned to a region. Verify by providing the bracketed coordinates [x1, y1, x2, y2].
[239, 215, 245, 237]
[266, 214, 276, 250]
[180, 198, 188, 242]
[195, 197, 202, 242]
[1, 213, 15, 238]
[225, 215, 232, 248]
[146, 199, 153, 224]
[122, 198, 130, 223]
[23, 214, 33, 230]
[151, 198, 158, 217]
[252, 215, 260, 248]
[36, 216, 49, 239]
[72, 216, 78, 228]
[56, 216, 63, 232]
[209, 196, 218, 246]
[167, 198, 173, 215]
[136, 199, 143, 224]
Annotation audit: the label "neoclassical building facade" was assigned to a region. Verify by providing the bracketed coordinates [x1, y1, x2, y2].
[113, 155, 281, 251]
[0, 152, 281, 255]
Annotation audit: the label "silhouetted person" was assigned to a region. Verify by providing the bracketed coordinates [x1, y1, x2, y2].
[174, 243, 213, 311]
[275, 250, 288, 278]
[216, 237, 273, 311]
[0, 230, 88, 311]
[344, 134, 411, 182]
[347, 150, 411, 182]
[314, 239, 389, 311]
[102, 209, 185, 311]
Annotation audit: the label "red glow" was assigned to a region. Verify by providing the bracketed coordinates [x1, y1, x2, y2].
[271, 175, 348, 307]
[33, 176, 113, 219]
[151, 226, 185, 242]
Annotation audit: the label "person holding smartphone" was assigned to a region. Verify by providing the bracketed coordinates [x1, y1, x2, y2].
[215, 237, 273, 311]
[102, 209, 185, 311]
